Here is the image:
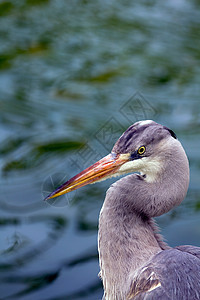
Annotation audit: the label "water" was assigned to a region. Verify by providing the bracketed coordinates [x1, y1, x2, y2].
[0, 1, 200, 299]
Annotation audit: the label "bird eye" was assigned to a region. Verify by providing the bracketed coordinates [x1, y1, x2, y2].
[137, 146, 146, 155]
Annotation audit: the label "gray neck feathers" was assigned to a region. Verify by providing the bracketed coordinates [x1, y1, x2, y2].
[98, 138, 189, 299]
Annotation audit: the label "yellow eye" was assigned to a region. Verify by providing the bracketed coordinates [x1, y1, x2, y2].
[137, 146, 146, 155]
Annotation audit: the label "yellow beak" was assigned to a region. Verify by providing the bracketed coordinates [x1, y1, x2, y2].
[44, 153, 130, 201]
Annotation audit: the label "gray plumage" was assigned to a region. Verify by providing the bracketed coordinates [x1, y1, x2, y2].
[98, 121, 200, 299]
[45, 120, 200, 300]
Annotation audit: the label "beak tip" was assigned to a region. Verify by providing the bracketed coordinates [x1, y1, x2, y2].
[43, 192, 55, 201]
[43, 195, 50, 202]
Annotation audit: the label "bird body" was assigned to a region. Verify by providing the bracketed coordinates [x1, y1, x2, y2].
[45, 120, 200, 299]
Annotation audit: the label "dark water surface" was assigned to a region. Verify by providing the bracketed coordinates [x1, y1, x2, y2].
[0, 1, 200, 299]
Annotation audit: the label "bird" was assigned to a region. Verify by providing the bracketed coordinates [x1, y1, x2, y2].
[45, 120, 200, 300]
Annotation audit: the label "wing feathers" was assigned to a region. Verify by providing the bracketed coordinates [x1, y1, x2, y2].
[128, 266, 161, 299]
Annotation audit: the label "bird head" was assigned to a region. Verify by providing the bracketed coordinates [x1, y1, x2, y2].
[44, 120, 189, 202]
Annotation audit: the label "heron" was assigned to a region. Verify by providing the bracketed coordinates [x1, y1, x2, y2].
[45, 120, 200, 299]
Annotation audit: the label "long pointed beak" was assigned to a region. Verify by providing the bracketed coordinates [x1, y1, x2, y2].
[44, 153, 130, 201]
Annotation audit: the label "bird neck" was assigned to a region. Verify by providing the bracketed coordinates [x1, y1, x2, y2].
[98, 186, 167, 300]
[98, 140, 189, 299]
